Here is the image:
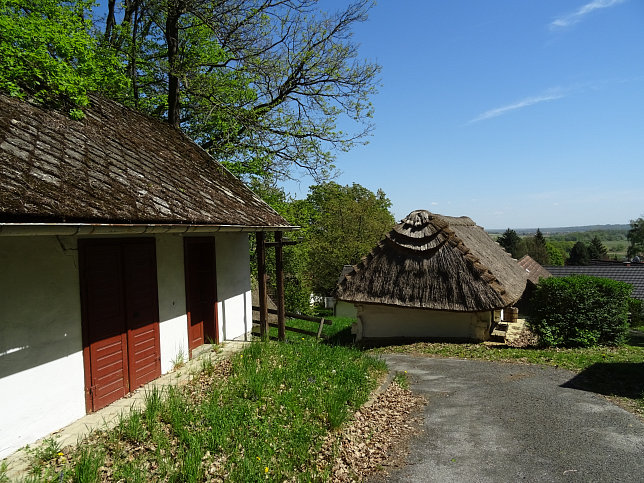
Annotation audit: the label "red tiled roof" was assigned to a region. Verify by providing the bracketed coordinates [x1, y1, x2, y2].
[518, 255, 552, 285]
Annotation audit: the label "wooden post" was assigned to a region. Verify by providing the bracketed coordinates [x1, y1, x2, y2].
[275, 231, 286, 341]
[256, 232, 269, 340]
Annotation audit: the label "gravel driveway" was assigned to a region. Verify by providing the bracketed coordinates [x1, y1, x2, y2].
[373, 355, 644, 483]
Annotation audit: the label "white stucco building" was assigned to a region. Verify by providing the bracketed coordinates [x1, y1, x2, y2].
[0, 94, 294, 459]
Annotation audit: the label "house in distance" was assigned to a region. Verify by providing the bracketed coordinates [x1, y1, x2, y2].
[336, 210, 527, 341]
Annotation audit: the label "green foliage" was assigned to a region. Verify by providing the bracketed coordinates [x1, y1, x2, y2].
[588, 235, 608, 260]
[497, 228, 522, 257]
[0, 0, 128, 115]
[545, 242, 565, 266]
[252, 180, 394, 306]
[627, 216, 644, 258]
[628, 298, 643, 328]
[102, 0, 380, 181]
[528, 275, 632, 347]
[523, 229, 549, 265]
[249, 179, 315, 313]
[305, 182, 396, 296]
[567, 241, 590, 266]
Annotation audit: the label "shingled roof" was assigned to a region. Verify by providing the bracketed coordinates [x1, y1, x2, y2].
[0, 94, 291, 229]
[546, 265, 644, 300]
[518, 255, 552, 285]
[336, 210, 527, 312]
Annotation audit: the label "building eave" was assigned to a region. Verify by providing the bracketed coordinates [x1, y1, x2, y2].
[0, 223, 299, 237]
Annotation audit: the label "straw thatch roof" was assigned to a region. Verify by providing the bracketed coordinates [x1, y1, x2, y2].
[336, 210, 527, 312]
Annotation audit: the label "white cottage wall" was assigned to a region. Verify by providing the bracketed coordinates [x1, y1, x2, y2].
[155, 234, 189, 373]
[0, 231, 256, 459]
[356, 304, 492, 341]
[216, 233, 252, 341]
[0, 236, 85, 460]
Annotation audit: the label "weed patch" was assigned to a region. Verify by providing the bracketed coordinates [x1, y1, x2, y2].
[28, 340, 385, 481]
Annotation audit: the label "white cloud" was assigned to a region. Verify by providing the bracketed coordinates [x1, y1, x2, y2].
[431, 201, 439, 206]
[468, 89, 565, 123]
[550, 0, 626, 30]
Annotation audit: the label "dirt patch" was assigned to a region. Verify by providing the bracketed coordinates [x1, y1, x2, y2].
[317, 381, 426, 481]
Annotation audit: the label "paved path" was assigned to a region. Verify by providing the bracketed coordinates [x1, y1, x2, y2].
[375, 355, 644, 483]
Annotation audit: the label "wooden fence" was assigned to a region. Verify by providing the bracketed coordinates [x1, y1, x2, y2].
[251, 306, 331, 339]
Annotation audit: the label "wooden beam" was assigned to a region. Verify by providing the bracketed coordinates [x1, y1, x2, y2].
[264, 239, 299, 247]
[252, 306, 332, 324]
[275, 231, 286, 341]
[256, 231, 269, 340]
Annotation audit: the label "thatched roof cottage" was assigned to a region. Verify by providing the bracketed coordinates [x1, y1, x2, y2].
[336, 210, 527, 341]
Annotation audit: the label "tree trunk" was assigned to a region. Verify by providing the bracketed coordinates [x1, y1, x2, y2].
[104, 0, 117, 42]
[165, 1, 184, 127]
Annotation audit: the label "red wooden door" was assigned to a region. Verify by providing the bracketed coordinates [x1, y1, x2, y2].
[80, 239, 160, 412]
[184, 238, 218, 356]
[123, 243, 161, 390]
[81, 244, 129, 411]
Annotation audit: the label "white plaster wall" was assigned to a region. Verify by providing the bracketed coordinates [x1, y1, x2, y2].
[155, 235, 189, 373]
[334, 300, 358, 318]
[0, 236, 85, 459]
[357, 304, 492, 341]
[216, 234, 252, 341]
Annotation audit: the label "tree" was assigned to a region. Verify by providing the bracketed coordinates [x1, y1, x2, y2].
[305, 182, 395, 296]
[588, 235, 608, 260]
[545, 242, 565, 266]
[0, 0, 129, 117]
[627, 216, 644, 258]
[527, 228, 549, 265]
[101, 0, 380, 181]
[567, 241, 590, 266]
[497, 229, 521, 257]
[248, 178, 314, 313]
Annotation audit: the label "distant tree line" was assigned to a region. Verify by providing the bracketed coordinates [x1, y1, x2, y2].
[496, 229, 609, 266]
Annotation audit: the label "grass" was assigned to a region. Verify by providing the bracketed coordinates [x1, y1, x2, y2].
[27, 339, 385, 482]
[261, 315, 355, 344]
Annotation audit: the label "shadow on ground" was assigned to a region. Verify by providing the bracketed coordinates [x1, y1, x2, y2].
[629, 330, 644, 348]
[561, 362, 644, 399]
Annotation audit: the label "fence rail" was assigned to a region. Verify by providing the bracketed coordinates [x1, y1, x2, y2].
[251, 306, 331, 339]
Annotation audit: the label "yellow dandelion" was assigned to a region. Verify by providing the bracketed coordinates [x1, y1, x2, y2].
[265, 467, 269, 473]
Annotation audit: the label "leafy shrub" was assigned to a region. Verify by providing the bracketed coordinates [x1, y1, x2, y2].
[528, 275, 632, 347]
[628, 298, 643, 328]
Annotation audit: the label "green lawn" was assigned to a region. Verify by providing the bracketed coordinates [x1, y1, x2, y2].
[20, 339, 385, 482]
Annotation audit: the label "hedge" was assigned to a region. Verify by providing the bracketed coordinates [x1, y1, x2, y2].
[528, 275, 632, 347]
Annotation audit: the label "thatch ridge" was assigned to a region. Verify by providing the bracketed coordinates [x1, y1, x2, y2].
[336, 210, 527, 312]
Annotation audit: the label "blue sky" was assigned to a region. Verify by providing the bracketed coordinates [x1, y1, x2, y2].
[283, 0, 644, 229]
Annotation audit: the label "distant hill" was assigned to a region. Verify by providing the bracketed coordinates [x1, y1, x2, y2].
[486, 224, 631, 236]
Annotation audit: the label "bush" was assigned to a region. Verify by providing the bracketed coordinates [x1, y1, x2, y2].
[528, 275, 632, 347]
[628, 298, 643, 328]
